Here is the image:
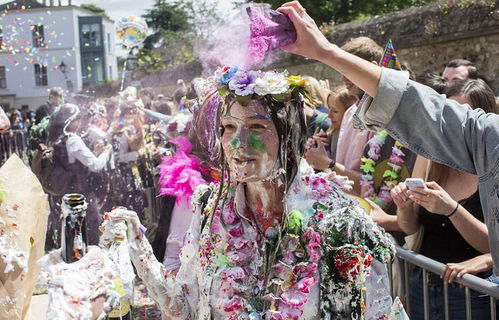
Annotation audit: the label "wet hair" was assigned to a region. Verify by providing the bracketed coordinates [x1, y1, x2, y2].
[445, 59, 478, 80]
[418, 73, 449, 94]
[341, 37, 383, 63]
[428, 79, 497, 184]
[204, 93, 307, 230]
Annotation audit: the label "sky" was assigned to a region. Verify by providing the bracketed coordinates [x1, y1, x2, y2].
[73, 0, 156, 22]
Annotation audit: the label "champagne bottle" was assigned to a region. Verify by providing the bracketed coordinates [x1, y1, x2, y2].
[61, 193, 87, 263]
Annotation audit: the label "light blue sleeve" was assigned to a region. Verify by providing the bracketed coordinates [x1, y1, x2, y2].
[356, 67, 499, 177]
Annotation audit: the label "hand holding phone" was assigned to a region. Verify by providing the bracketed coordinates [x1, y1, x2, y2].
[405, 178, 426, 191]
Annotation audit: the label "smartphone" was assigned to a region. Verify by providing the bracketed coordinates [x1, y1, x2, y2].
[405, 178, 426, 191]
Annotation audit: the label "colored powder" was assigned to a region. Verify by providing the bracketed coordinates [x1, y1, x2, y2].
[194, 4, 296, 72]
[249, 132, 265, 152]
[244, 5, 297, 70]
[231, 137, 241, 148]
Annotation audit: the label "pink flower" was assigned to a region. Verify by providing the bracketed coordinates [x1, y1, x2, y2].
[223, 296, 245, 312]
[390, 146, 405, 164]
[292, 263, 317, 278]
[277, 301, 304, 320]
[227, 237, 249, 250]
[227, 250, 249, 263]
[221, 266, 246, 280]
[210, 216, 222, 233]
[223, 209, 239, 225]
[379, 185, 393, 203]
[292, 277, 317, 293]
[303, 228, 321, 244]
[281, 251, 297, 264]
[228, 224, 244, 237]
[367, 144, 381, 160]
[281, 290, 307, 306]
[306, 242, 322, 262]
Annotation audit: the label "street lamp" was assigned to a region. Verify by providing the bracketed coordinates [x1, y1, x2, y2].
[59, 60, 67, 75]
[59, 60, 73, 92]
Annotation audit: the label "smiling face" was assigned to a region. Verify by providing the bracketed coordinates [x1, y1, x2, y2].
[220, 100, 279, 183]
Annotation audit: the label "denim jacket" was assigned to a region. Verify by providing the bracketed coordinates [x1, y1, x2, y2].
[355, 67, 499, 275]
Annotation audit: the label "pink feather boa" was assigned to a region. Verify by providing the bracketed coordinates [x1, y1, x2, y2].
[157, 137, 210, 204]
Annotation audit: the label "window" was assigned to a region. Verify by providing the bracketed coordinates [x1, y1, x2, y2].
[32, 24, 45, 48]
[107, 33, 111, 52]
[0, 66, 6, 89]
[82, 56, 103, 84]
[81, 23, 102, 47]
[34, 64, 48, 86]
[108, 65, 112, 79]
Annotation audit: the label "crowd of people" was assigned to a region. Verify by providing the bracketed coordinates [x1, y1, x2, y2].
[1, 1, 499, 319]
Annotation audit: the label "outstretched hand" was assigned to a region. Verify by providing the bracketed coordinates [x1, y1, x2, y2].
[277, 1, 333, 61]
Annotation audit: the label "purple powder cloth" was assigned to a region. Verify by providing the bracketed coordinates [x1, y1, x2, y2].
[245, 5, 297, 69]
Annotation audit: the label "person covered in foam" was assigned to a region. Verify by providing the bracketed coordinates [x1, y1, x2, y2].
[99, 67, 409, 320]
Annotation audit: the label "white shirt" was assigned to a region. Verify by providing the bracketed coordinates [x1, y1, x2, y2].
[66, 134, 108, 172]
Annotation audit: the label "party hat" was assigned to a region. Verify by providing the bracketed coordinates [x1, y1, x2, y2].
[380, 39, 401, 70]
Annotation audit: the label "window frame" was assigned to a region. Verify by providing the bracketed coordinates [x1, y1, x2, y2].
[34, 64, 48, 86]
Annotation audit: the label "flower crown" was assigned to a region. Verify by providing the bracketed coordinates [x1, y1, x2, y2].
[214, 66, 311, 104]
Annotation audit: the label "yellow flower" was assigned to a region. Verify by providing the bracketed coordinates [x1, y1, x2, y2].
[286, 75, 306, 87]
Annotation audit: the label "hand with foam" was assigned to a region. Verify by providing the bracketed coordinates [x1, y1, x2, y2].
[100, 208, 145, 247]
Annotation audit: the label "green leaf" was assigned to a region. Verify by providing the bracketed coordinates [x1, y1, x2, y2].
[214, 254, 232, 267]
[288, 209, 304, 233]
[382, 170, 398, 179]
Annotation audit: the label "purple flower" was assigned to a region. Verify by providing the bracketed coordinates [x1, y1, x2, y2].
[228, 71, 261, 96]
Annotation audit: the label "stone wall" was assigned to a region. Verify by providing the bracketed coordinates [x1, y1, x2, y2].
[276, 1, 499, 93]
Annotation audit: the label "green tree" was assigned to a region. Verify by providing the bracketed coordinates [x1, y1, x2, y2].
[138, 0, 224, 72]
[80, 3, 110, 20]
[252, 0, 435, 25]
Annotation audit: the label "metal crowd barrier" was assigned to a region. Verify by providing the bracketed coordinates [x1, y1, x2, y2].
[0, 129, 29, 165]
[390, 245, 499, 320]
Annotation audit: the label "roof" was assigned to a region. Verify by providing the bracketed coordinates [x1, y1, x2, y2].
[0, 0, 47, 11]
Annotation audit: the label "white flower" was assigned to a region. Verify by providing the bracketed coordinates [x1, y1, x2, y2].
[254, 72, 290, 96]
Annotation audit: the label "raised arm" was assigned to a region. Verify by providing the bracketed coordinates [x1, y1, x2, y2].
[278, 1, 499, 177]
[277, 1, 381, 97]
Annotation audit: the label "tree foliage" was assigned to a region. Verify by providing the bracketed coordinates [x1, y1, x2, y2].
[138, 0, 223, 73]
[252, 0, 435, 25]
[80, 4, 110, 20]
